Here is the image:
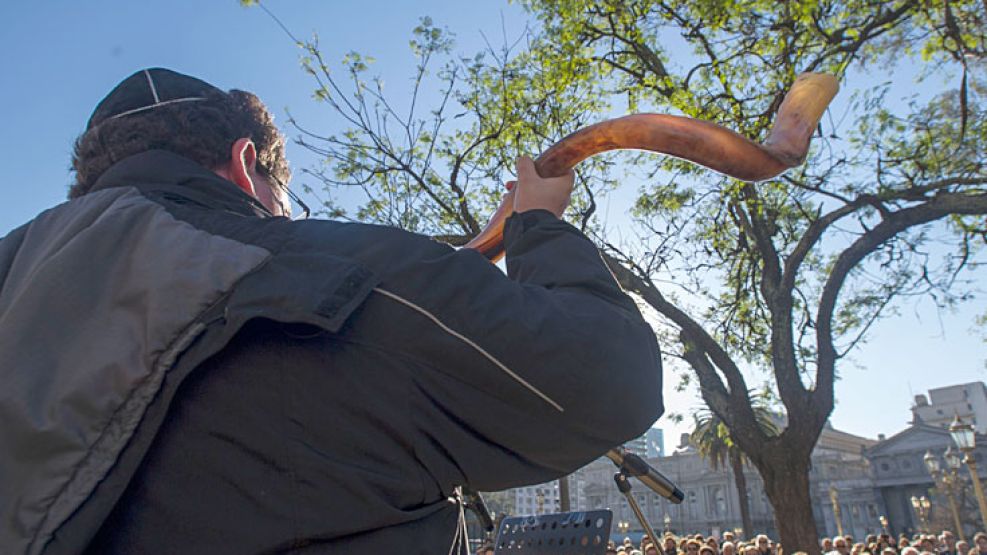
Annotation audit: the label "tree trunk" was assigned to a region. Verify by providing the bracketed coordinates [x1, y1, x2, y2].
[755, 451, 820, 555]
[730, 450, 753, 540]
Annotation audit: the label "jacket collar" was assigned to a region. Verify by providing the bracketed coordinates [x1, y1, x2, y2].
[89, 150, 274, 218]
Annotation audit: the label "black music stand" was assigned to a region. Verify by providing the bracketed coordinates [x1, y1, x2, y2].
[493, 510, 613, 554]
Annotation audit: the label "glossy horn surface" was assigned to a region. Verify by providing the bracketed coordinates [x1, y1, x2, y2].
[465, 73, 839, 261]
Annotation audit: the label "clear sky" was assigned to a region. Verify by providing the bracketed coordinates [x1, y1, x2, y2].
[1, 1, 983, 454]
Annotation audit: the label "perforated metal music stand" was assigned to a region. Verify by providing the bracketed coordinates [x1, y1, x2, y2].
[493, 510, 612, 554]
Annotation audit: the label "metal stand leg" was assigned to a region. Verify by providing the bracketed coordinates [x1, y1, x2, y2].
[614, 472, 663, 555]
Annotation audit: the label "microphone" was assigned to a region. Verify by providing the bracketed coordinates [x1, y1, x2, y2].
[606, 447, 684, 504]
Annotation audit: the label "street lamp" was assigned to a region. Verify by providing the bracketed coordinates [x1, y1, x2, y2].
[945, 446, 962, 472]
[618, 520, 630, 536]
[909, 495, 931, 533]
[829, 486, 844, 536]
[950, 414, 987, 530]
[663, 513, 671, 535]
[878, 515, 888, 534]
[924, 450, 965, 541]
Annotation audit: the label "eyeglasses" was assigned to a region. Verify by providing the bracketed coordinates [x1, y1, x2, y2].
[260, 167, 310, 220]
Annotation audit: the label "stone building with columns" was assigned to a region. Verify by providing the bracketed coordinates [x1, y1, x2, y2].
[863, 420, 987, 536]
[564, 424, 880, 539]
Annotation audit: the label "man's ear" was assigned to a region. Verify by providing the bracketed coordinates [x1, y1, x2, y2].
[228, 137, 258, 198]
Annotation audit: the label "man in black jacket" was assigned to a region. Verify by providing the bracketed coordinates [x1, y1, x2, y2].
[0, 68, 663, 554]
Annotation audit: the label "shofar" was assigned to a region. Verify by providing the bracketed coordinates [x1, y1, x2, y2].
[464, 72, 839, 261]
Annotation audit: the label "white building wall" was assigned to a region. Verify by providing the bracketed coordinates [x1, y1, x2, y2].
[912, 381, 987, 433]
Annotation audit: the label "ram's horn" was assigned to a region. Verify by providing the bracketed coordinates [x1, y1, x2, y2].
[464, 73, 839, 261]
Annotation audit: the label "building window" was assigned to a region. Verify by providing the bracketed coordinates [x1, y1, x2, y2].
[880, 462, 890, 472]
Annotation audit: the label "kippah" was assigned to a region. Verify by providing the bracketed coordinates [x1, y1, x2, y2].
[86, 68, 225, 130]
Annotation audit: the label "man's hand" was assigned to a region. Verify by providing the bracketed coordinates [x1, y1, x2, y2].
[506, 156, 574, 218]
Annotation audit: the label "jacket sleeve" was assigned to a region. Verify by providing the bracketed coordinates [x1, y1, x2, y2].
[342, 210, 664, 491]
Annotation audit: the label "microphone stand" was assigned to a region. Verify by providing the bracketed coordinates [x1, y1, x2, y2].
[613, 472, 663, 554]
[607, 448, 678, 555]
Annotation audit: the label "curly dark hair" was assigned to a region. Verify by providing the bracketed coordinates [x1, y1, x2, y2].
[69, 89, 290, 199]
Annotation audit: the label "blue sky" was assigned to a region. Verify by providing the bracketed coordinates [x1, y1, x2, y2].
[1, 1, 983, 453]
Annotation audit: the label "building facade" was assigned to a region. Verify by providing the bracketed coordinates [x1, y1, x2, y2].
[911, 382, 987, 433]
[510, 482, 560, 516]
[646, 428, 666, 459]
[626, 428, 664, 458]
[863, 421, 987, 536]
[562, 424, 879, 539]
[809, 426, 883, 538]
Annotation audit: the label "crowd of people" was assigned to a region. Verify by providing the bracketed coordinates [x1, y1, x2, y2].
[592, 529, 987, 555]
[474, 529, 987, 555]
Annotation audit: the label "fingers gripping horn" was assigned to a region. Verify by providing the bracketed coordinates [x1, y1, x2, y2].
[464, 73, 839, 261]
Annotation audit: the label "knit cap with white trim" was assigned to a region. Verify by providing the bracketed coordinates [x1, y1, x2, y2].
[86, 68, 225, 130]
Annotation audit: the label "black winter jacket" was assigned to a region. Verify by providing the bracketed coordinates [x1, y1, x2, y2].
[0, 150, 663, 554]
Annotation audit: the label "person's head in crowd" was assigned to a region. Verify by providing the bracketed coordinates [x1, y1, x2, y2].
[834, 537, 850, 555]
[686, 539, 703, 555]
[974, 534, 987, 554]
[901, 547, 920, 555]
[940, 532, 955, 551]
[708, 537, 721, 551]
[882, 548, 897, 555]
[919, 537, 935, 552]
[645, 546, 660, 555]
[756, 535, 770, 553]
[722, 541, 736, 555]
[701, 546, 716, 555]
[71, 68, 293, 218]
[665, 536, 679, 553]
[822, 538, 834, 552]
[900, 538, 911, 549]
[625, 537, 634, 546]
[477, 545, 494, 555]
[629, 550, 642, 555]
[866, 535, 877, 545]
[745, 544, 760, 555]
[851, 542, 865, 555]
[956, 540, 970, 555]
[723, 532, 736, 543]
[606, 547, 619, 555]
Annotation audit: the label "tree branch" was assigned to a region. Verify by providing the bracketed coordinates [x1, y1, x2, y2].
[814, 191, 987, 409]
